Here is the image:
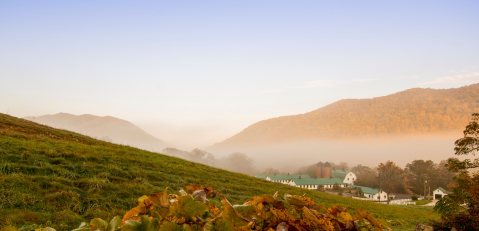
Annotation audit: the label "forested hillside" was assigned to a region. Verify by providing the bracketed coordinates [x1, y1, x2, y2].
[215, 84, 479, 146]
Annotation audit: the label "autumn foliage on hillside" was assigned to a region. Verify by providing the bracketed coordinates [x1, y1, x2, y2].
[1, 185, 384, 231]
[217, 84, 479, 145]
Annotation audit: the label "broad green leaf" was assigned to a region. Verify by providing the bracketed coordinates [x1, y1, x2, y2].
[72, 222, 91, 231]
[178, 195, 208, 217]
[214, 218, 234, 231]
[140, 216, 161, 231]
[157, 207, 170, 219]
[120, 220, 142, 231]
[90, 218, 108, 231]
[106, 216, 122, 231]
[202, 221, 216, 231]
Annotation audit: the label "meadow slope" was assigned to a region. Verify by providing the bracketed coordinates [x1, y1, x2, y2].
[0, 114, 438, 230]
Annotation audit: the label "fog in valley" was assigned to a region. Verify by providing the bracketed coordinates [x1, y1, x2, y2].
[153, 131, 463, 176]
[207, 132, 463, 171]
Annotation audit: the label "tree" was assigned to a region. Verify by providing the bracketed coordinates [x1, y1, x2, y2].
[190, 148, 209, 162]
[333, 182, 341, 191]
[356, 187, 364, 197]
[295, 164, 317, 178]
[351, 164, 377, 187]
[405, 160, 436, 195]
[433, 113, 479, 230]
[377, 161, 404, 204]
[223, 152, 255, 175]
[332, 162, 350, 170]
[261, 168, 286, 175]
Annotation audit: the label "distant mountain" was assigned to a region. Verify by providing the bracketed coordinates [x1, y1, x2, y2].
[213, 84, 479, 147]
[24, 113, 167, 151]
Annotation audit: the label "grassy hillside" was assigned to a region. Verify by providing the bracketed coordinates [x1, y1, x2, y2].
[0, 114, 438, 230]
[214, 84, 479, 146]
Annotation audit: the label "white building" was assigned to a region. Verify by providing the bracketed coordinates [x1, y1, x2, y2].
[353, 185, 389, 201]
[255, 161, 356, 190]
[433, 187, 451, 199]
[331, 169, 357, 184]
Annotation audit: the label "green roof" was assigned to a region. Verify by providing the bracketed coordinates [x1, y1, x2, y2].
[331, 170, 351, 180]
[435, 187, 452, 194]
[255, 174, 269, 179]
[269, 174, 311, 181]
[292, 177, 344, 185]
[349, 185, 380, 195]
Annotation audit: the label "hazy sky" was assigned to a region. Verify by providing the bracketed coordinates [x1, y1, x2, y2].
[1, 1, 478, 148]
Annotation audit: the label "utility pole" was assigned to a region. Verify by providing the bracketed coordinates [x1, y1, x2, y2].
[424, 180, 427, 200]
[378, 173, 381, 203]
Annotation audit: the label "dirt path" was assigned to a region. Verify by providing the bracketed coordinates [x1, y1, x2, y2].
[421, 199, 438, 206]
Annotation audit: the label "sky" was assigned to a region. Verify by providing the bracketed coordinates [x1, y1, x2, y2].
[1, 1, 479, 149]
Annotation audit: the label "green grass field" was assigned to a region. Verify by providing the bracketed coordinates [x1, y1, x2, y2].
[0, 114, 439, 230]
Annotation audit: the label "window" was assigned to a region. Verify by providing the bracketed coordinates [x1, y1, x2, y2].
[384, 195, 386, 199]
[347, 178, 349, 180]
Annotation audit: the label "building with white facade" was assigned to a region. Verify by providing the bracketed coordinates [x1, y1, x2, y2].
[255, 162, 357, 190]
[351, 185, 389, 201]
[433, 187, 451, 199]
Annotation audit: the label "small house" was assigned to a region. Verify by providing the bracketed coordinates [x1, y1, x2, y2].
[433, 187, 451, 199]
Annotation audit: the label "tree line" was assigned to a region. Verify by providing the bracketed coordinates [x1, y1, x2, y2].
[161, 147, 255, 175]
[268, 159, 457, 198]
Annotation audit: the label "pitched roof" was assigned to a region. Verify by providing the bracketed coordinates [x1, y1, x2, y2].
[435, 187, 452, 194]
[292, 177, 344, 185]
[349, 184, 380, 195]
[255, 174, 269, 179]
[331, 170, 351, 180]
[269, 174, 311, 181]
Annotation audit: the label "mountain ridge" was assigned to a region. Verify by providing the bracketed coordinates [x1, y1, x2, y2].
[24, 112, 167, 151]
[213, 84, 479, 147]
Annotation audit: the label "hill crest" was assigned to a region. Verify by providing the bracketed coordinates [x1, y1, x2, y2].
[213, 84, 479, 147]
[24, 112, 167, 151]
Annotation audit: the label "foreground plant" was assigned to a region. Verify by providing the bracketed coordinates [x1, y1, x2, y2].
[432, 113, 479, 230]
[0, 185, 383, 231]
